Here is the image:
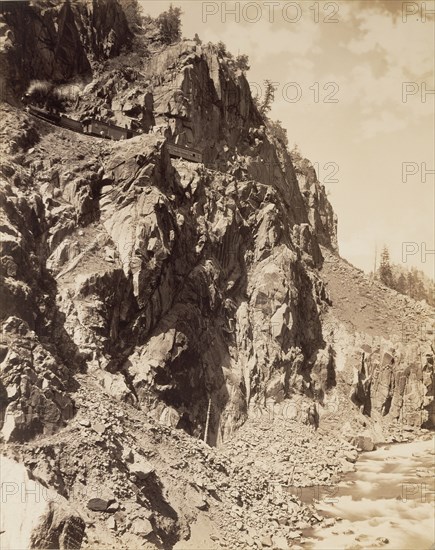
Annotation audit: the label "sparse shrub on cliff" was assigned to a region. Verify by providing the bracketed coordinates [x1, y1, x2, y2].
[233, 54, 250, 72]
[290, 143, 302, 162]
[156, 4, 182, 44]
[216, 41, 229, 57]
[216, 42, 250, 73]
[267, 119, 288, 148]
[141, 14, 160, 41]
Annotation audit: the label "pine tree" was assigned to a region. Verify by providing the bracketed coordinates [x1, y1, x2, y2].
[411, 267, 426, 301]
[259, 80, 276, 115]
[428, 281, 435, 307]
[381, 258, 434, 306]
[396, 273, 407, 294]
[234, 54, 250, 72]
[379, 246, 395, 288]
[407, 270, 415, 297]
[157, 4, 182, 44]
[216, 41, 229, 57]
[118, 0, 142, 31]
[267, 119, 288, 147]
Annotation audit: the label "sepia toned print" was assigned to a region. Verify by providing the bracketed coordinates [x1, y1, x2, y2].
[0, 1, 433, 549]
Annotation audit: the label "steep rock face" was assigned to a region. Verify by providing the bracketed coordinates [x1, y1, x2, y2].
[11, 38, 331, 443]
[1, 3, 433, 450]
[0, 456, 85, 549]
[291, 152, 338, 251]
[78, 41, 311, 235]
[1, 8, 434, 547]
[0, 316, 76, 443]
[332, 329, 433, 428]
[321, 248, 434, 430]
[0, 111, 83, 442]
[52, 135, 332, 445]
[73, 0, 132, 60]
[357, 340, 433, 426]
[0, 0, 131, 96]
[0, 93, 333, 450]
[1, 29, 433, 451]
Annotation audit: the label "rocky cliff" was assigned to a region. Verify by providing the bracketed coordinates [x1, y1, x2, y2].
[0, 0, 131, 100]
[0, 1, 433, 548]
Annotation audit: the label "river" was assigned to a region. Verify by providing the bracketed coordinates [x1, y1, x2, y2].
[303, 435, 435, 550]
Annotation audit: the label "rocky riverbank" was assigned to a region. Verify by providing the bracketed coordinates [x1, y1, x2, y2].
[2, 370, 431, 549]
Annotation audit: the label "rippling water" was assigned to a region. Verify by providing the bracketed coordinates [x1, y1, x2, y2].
[304, 436, 435, 550]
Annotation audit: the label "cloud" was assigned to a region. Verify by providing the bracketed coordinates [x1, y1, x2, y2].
[242, 4, 434, 139]
[331, 7, 434, 139]
[203, 13, 321, 62]
[346, 11, 434, 77]
[361, 110, 407, 139]
[339, 0, 435, 21]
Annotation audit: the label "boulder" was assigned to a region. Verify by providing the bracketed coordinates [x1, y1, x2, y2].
[131, 518, 154, 537]
[340, 458, 356, 473]
[92, 421, 106, 435]
[100, 371, 133, 403]
[260, 534, 273, 547]
[129, 456, 155, 480]
[343, 449, 358, 463]
[87, 498, 109, 512]
[159, 405, 181, 428]
[106, 516, 116, 531]
[352, 435, 375, 452]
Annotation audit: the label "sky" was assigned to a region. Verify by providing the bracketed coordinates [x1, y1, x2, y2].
[139, 0, 434, 278]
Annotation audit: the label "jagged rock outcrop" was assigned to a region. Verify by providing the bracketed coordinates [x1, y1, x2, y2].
[291, 152, 338, 251]
[0, 110, 83, 441]
[1, 2, 434, 548]
[77, 41, 312, 230]
[0, 456, 85, 549]
[321, 248, 434, 431]
[0, 316, 76, 443]
[43, 128, 331, 445]
[0, 0, 131, 98]
[1, 22, 433, 450]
